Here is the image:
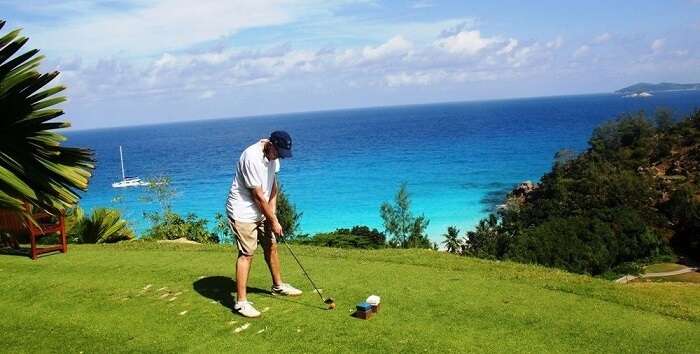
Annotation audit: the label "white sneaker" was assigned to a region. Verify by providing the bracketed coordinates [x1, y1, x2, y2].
[234, 301, 261, 318]
[271, 283, 303, 296]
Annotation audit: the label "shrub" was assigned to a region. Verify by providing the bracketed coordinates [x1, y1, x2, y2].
[276, 181, 302, 239]
[69, 207, 135, 244]
[300, 225, 386, 249]
[380, 183, 433, 248]
[143, 211, 219, 244]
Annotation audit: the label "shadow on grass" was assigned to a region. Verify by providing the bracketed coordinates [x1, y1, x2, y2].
[193, 276, 324, 311]
[193, 276, 268, 311]
[0, 247, 27, 257]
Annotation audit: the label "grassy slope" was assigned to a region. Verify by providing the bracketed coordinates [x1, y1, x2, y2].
[1, 243, 699, 353]
[643, 263, 687, 274]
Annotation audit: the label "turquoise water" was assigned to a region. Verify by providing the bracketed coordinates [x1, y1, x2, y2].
[67, 92, 700, 241]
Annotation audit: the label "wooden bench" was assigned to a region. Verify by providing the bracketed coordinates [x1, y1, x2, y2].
[0, 206, 66, 260]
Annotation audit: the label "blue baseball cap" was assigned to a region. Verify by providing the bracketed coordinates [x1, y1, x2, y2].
[270, 131, 292, 158]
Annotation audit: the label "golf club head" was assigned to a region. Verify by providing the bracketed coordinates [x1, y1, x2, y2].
[325, 298, 336, 310]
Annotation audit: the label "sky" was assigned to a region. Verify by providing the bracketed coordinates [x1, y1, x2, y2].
[2, 0, 700, 129]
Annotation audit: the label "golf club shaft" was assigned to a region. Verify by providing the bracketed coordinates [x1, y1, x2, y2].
[281, 239, 326, 303]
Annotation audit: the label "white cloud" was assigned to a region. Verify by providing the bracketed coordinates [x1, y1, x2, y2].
[497, 38, 519, 55]
[573, 45, 590, 58]
[593, 32, 612, 44]
[651, 38, 665, 54]
[434, 30, 497, 56]
[546, 36, 563, 49]
[384, 69, 500, 87]
[362, 36, 413, 61]
[25, 0, 301, 58]
[199, 90, 216, 99]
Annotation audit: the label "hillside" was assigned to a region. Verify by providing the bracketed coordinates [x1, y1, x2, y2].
[1, 243, 699, 353]
[616, 82, 700, 94]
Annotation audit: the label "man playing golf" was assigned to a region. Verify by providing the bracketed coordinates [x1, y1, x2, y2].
[226, 131, 302, 318]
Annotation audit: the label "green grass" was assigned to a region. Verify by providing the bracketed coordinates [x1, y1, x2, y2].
[634, 272, 700, 284]
[1, 242, 699, 353]
[644, 263, 687, 274]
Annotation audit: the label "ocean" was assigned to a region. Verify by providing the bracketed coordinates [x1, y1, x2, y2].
[67, 91, 700, 241]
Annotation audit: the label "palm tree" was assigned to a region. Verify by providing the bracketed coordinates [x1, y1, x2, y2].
[69, 208, 135, 244]
[442, 226, 462, 254]
[0, 20, 94, 221]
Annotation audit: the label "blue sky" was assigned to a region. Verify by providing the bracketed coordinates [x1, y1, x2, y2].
[2, 0, 699, 129]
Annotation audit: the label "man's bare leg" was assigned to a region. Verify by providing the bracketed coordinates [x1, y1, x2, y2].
[263, 242, 283, 287]
[236, 254, 253, 302]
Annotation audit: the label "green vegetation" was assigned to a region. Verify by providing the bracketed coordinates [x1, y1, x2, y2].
[644, 263, 687, 274]
[0, 20, 94, 220]
[634, 272, 700, 284]
[68, 207, 135, 244]
[1, 243, 699, 353]
[275, 180, 302, 239]
[141, 176, 220, 243]
[380, 183, 434, 249]
[297, 225, 386, 249]
[453, 109, 700, 275]
[143, 211, 220, 244]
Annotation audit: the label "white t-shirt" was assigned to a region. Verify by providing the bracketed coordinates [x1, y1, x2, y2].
[226, 140, 280, 222]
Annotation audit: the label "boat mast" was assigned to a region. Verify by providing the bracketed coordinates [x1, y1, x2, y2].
[119, 145, 126, 181]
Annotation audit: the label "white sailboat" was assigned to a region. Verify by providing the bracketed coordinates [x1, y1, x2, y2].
[112, 146, 149, 188]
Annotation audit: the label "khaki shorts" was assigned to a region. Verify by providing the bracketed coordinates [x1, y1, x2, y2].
[228, 218, 276, 256]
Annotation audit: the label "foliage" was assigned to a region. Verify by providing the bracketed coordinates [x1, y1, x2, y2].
[300, 225, 386, 249]
[143, 210, 219, 244]
[380, 183, 433, 248]
[441, 226, 461, 254]
[464, 214, 510, 259]
[662, 185, 700, 259]
[276, 179, 302, 239]
[141, 176, 176, 212]
[406, 215, 434, 249]
[465, 109, 700, 275]
[0, 20, 94, 221]
[69, 207, 135, 244]
[138, 176, 218, 243]
[213, 212, 234, 244]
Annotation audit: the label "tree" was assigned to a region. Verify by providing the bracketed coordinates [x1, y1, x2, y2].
[140, 176, 218, 243]
[276, 179, 302, 239]
[380, 183, 432, 248]
[442, 226, 461, 254]
[464, 214, 504, 259]
[142, 176, 176, 213]
[0, 20, 94, 221]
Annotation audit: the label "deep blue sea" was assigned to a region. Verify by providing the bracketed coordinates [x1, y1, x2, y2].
[67, 91, 700, 241]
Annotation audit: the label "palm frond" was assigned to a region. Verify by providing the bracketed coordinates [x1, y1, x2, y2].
[0, 20, 94, 221]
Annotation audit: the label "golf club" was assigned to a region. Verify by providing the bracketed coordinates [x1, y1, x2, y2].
[281, 238, 336, 310]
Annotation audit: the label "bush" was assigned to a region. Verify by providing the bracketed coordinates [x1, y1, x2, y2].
[276, 181, 302, 239]
[143, 211, 219, 244]
[464, 214, 509, 259]
[69, 207, 135, 244]
[299, 225, 386, 249]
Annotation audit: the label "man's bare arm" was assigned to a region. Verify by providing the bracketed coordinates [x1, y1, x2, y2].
[251, 186, 283, 235]
[269, 178, 278, 215]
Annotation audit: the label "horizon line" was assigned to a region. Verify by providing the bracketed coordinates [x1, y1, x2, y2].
[66, 90, 619, 133]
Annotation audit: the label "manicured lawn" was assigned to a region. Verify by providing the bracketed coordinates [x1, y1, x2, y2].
[1, 242, 699, 353]
[634, 271, 700, 284]
[644, 263, 687, 274]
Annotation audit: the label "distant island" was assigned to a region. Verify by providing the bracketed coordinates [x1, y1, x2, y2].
[616, 82, 700, 95]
